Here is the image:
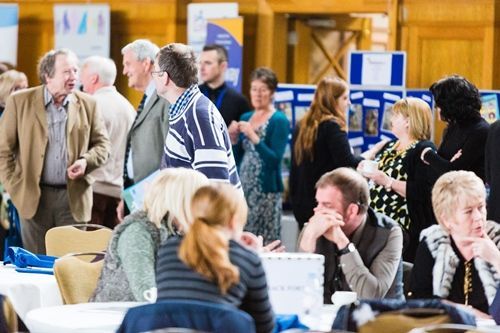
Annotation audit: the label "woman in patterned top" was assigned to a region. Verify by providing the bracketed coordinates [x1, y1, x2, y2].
[358, 97, 437, 262]
[229, 67, 290, 244]
[156, 183, 275, 333]
[91, 168, 209, 302]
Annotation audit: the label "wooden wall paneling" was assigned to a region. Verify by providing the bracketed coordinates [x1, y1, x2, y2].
[290, 19, 311, 84]
[398, 0, 498, 143]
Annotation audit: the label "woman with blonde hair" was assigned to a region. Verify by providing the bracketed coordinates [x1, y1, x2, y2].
[156, 183, 275, 333]
[0, 70, 28, 116]
[359, 97, 438, 261]
[289, 77, 363, 229]
[410, 171, 500, 314]
[91, 168, 209, 302]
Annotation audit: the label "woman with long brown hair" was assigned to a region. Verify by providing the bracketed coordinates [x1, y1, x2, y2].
[155, 183, 275, 333]
[289, 77, 363, 229]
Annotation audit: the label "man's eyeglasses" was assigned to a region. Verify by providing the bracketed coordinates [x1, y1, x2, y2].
[151, 70, 166, 78]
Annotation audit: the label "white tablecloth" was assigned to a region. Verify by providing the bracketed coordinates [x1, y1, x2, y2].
[0, 264, 62, 321]
[25, 302, 142, 333]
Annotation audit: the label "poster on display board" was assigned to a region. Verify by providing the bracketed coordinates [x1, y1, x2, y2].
[274, 83, 316, 193]
[187, 3, 238, 55]
[480, 91, 500, 124]
[349, 51, 406, 89]
[0, 4, 18, 66]
[275, 83, 316, 129]
[348, 89, 402, 154]
[406, 89, 433, 108]
[205, 17, 243, 92]
[54, 4, 110, 59]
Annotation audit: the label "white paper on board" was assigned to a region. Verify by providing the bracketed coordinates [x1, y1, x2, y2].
[350, 91, 364, 100]
[275, 90, 294, 102]
[349, 137, 364, 147]
[383, 92, 400, 102]
[297, 93, 314, 102]
[422, 95, 432, 102]
[363, 98, 380, 108]
[361, 53, 392, 86]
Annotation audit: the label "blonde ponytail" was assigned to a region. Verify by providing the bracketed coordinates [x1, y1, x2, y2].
[179, 184, 246, 294]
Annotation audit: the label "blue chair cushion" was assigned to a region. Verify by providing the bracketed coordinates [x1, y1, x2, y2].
[116, 299, 256, 333]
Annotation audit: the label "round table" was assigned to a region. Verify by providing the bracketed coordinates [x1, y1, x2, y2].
[25, 302, 144, 333]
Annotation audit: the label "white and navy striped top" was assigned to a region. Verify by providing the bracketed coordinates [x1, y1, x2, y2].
[161, 85, 241, 188]
[155, 236, 275, 333]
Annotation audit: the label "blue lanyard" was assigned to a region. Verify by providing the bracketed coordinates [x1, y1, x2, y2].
[201, 85, 227, 110]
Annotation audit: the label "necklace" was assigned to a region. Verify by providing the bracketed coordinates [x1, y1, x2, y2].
[464, 260, 473, 306]
[379, 140, 417, 166]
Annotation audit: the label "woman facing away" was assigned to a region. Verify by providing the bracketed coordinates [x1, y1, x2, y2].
[410, 170, 500, 315]
[228, 67, 290, 244]
[91, 168, 209, 302]
[156, 183, 275, 333]
[359, 97, 438, 262]
[289, 77, 362, 230]
[420, 75, 489, 181]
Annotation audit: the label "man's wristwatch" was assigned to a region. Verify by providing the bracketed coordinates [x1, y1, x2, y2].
[337, 242, 355, 256]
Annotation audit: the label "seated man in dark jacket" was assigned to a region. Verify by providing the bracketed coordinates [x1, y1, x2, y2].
[300, 167, 403, 303]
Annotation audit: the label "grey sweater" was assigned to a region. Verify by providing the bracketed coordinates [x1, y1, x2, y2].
[91, 210, 169, 302]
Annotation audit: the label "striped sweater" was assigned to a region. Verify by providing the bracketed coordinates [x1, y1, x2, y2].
[155, 236, 275, 333]
[161, 85, 241, 188]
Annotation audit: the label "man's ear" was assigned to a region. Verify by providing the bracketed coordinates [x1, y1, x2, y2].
[91, 73, 99, 85]
[346, 203, 359, 220]
[220, 60, 228, 72]
[143, 59, 153, 72]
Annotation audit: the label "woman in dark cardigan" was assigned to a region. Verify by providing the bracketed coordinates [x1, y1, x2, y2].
[289, 77, 363, 230]
[360, 97, 438, 262]
[421, 75, 489, 181]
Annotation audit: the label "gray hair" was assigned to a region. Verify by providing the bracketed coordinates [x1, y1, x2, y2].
[81, 56, 117, 86]
[121, 39, 159, 63]
[37, 48, 78, 84]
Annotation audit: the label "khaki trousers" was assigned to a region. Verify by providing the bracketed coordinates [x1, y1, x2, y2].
[20, 185, 79, 254]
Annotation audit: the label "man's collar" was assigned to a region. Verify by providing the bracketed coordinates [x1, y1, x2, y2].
[349, 215, 367, 244]
[204, 81, 227, 92]
[94, 86, 116, 95]
[43, 86, 71, 107]
[169, 84, 199, 118]
[145, 80, 156, 98]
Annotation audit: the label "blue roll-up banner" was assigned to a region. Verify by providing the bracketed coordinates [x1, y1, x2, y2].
[205, 17, 243, 92]
[0, 4, 19, 65]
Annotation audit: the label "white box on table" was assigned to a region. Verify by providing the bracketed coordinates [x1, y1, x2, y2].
[259, 252, 324, 315]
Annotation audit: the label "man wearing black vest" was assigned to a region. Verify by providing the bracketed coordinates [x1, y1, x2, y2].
[199, 44, 250, 127]
[300, 167, 403, 303]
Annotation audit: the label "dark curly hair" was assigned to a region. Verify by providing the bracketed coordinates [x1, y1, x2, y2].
[429, 75, 481, 125]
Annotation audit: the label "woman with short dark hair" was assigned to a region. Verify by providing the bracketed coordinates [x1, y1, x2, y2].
[421, 75, 489, 180]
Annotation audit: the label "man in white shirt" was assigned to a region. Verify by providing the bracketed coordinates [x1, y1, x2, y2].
[80, 56, 135, 228]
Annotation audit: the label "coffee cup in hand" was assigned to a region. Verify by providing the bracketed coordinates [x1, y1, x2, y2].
[360, 160, 379, 174]
[331, 291, 357, 307]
